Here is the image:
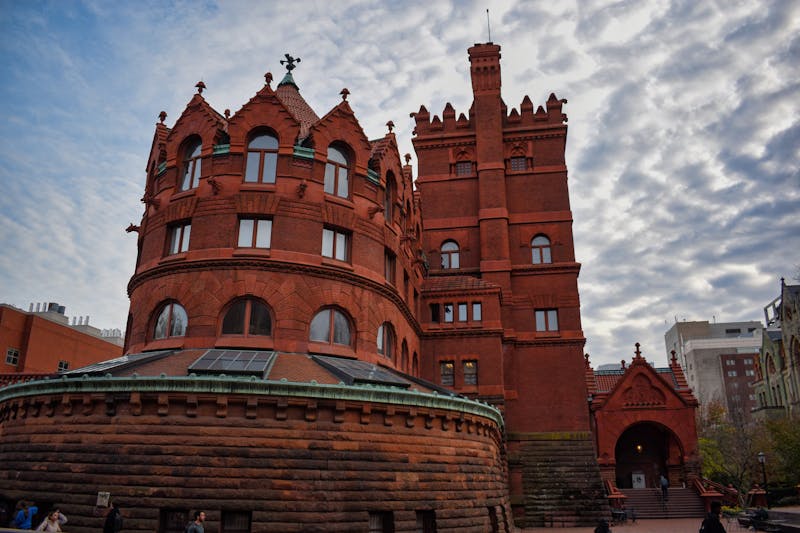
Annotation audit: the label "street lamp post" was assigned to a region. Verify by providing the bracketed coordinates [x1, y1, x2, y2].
[757, 452, 769, 508]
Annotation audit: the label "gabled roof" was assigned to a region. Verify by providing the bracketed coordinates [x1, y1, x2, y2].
[585, 347, 697, 409]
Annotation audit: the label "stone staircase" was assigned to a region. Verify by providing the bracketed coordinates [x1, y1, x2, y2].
[518, 436, 610, 527]
[620, 487, 705, 519]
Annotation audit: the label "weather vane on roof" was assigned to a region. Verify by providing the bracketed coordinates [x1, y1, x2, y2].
[280, 54, 301, 72]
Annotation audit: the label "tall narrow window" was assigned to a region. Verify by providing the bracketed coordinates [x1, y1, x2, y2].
[463, 360, 478, 385]
[531, 235, 552, 264]
[153, 302, 188, 339]
[222, 298, 272, 336]
[385, 250, 396, 284]
[244, 134, 278, 183]
[441, 241, 460, 269]
[384, 173, 395, 221]
[324, 145, 349, 198]
[310, 308, 351, 346]
[430, 303, 440, 323]
[440, 361, 454, 386]
[457, 303, 468, 322]
[472, 302, 482, 322]
[377, 322, 395, 359]
[535, 309, 559, 332]
[238, 219, 272, 248]
[180, 139, 202, 191]
[322, 227, 349, 261]
[443, 303, 454, 323]
[168, 223, 191, 255]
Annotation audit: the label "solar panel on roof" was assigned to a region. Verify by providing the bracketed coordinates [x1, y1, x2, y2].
[63, 350, 174, 375]
[189, 349, 276, 377]
[312, 355, 410, 388]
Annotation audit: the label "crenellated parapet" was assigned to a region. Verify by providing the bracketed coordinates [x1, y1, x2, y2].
[411, 92, 567, 138]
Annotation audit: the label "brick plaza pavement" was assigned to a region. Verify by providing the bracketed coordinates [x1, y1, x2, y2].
[517, 516, 755, 532]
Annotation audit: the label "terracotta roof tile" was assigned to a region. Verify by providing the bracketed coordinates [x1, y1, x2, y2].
[275, 84, 320, 141]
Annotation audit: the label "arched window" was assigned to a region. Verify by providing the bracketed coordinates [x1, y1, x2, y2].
[377, 322, 395, 359]
[310, 308, 352, 346]
[384, 173, 395, 221]
[180, 139, 202, 191]
[221, 298, 272, 336]
[531, 235, 552, 264]
[324, 145, 350, 198]
[244, 133, 278, 183]
[412, 352, 419, 376]
[441, 240, 460, 269]
[153, 302, 188, 339]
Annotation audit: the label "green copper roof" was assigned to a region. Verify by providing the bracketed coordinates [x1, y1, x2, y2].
[278, 71, 298, 89]
[0, 374, 504, 427]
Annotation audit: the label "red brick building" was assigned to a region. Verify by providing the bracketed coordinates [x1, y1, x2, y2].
[0, 43, 701, 531]
[1, 303, 122, 382]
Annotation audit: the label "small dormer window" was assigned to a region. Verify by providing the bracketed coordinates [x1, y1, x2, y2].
[245, 134, 278, 183]
[180, 140, 202, 191]
[325, 145, 350, 198]
[455, 161, 472, 176]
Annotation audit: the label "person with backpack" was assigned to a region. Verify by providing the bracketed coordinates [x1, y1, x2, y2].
[186, 511, 205, 533]
[35, 510, 63, 533]
[102, 501, 123, 533]
[699, 500, 726, 533]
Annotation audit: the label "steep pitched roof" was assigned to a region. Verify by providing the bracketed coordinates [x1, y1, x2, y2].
[275, 74, 320, 142]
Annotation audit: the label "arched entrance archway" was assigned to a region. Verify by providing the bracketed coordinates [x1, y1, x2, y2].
[615, 422, 683, 489]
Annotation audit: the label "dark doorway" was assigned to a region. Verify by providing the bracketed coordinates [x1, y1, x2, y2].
[615, 423, 669, 489]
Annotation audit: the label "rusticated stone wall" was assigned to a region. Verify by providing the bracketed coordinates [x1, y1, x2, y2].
[0, 377, 511, 533]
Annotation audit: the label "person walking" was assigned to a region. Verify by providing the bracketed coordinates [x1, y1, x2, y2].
[699, 500, 727, 533]
[659, 474, 669, 501]
[186, 511, 205, 533]
[103, 502, 123, 533]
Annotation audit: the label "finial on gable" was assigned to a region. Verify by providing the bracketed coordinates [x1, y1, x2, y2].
[224, 109, 231, 119]
[404, 153, 411, 164]
[671, 350, 678, 364]
[584, 353, 590, 368]
[195, 80, 206, 94]
[621, 359, 626, 369]
[265, 72, 273, 87]
[634, 342, 642, 359]
[386, 120, 394, 133]
[340, 88, 350, 101]
[158, 111, 167, 123]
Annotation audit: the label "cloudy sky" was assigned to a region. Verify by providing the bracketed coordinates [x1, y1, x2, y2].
[1, 0, 797, 367]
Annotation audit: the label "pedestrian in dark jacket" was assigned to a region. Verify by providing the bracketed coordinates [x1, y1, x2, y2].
[103, 502, 123, 533]
[699, 501, 726, 533]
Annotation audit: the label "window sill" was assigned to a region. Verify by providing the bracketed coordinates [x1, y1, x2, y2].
[324, 194, 354, 209]
[232, 248, 271, 257]
[171, 189, 196, 201]
[160, 252, 188, 264]
[241, 182, 277, 191]
[308, 342, 355, 358]
[321, 257, 354, 271]
[215, 337, 274, 349]
[534, 331, 561, 338]
[144, 338, 185, 351]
